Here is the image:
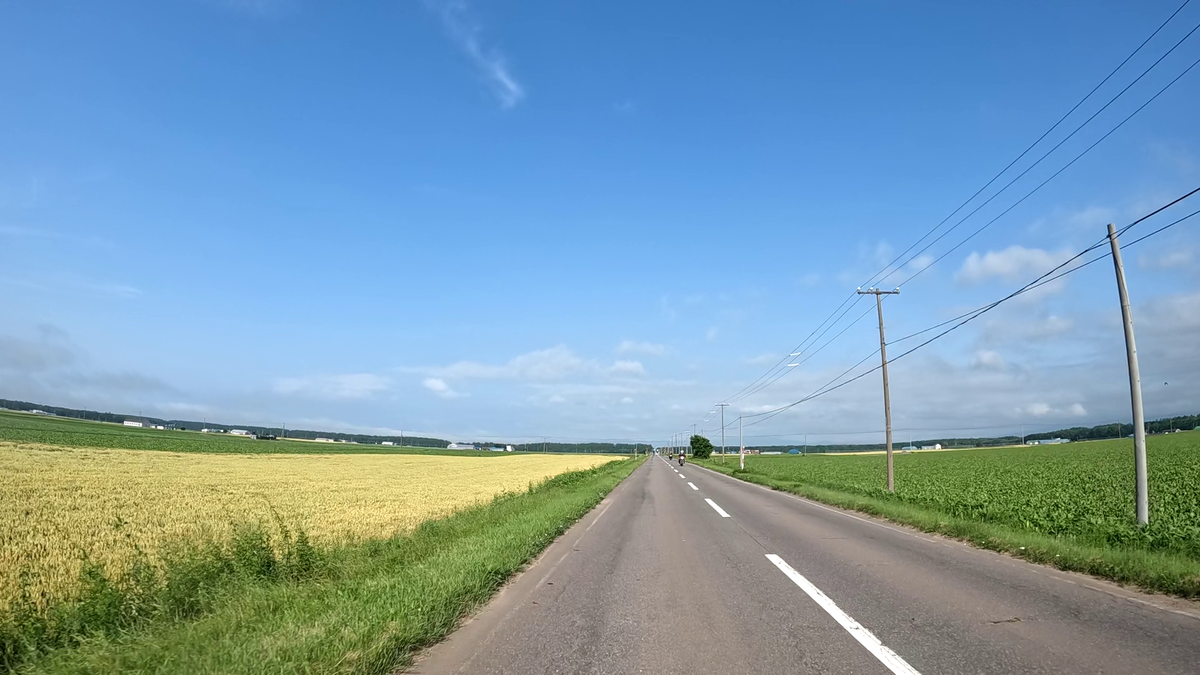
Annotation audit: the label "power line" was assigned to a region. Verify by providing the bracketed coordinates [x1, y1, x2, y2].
[866, 0, 1194, 290]
[891, 186, 1200, 344]
[728, 300, 875, 404]
[738, 189, 1200, 430]
[890, 28, 1200, 288]
[708, 4, 1198, 414]
[718, 293, 861, 405]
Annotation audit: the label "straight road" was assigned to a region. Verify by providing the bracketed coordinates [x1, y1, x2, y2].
[415, 455, 1200, 674]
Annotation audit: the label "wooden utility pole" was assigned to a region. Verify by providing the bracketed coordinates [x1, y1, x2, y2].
[1107, 223, 1149, 525]
[716, 403, 729, 462]
[739, 415, 744, 471]
[858, 287, 900, 492]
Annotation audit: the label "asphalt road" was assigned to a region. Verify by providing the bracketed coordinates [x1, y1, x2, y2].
[415, 455, 1200, 674]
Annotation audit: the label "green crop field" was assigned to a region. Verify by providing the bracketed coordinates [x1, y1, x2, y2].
[0, 410, 498, 456]
[704, 432, 1200, 562]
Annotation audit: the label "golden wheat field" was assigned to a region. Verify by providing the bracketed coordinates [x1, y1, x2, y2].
[0, 441, 618, 606]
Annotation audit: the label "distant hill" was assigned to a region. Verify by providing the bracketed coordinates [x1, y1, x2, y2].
[0, 399, 450, 448]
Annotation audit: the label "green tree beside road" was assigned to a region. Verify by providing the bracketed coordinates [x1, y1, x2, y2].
[690, 435, 713, 459]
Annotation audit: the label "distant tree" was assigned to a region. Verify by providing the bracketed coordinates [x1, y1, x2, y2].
[690, 434, 713, 459]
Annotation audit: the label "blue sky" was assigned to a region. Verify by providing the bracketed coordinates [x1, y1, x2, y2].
[2, 0, 1199, 445]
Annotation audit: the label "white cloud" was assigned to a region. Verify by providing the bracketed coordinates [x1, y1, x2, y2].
[433, 345, 586, 380]
[424, 0, 525, 109]
[970, 350, 1005, 370]
[907, 254, 934, 274]
[609, 360, 646, 376]
[616, 340, 666, 356]
[1138, 249, 1193, 270]
[982, 314, 1074, 345]
[620, 396, 634, 404]
[158, 402, 212, 415]
[423, 345, 645, 382]
[1018, 401, 1086, 418]
[740, 403, 782, 414]
[706, 327, 719, 342]
[423, 377, 462, 399]
[1065, 206, 1116, 230]
[872, 240, 893, 268]
[275, 373, 391, 400]
[1023, 402, 1053, 417]
[956, 245, 1073, 286]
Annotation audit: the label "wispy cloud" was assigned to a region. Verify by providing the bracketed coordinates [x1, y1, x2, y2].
[616, 340, 667, 356]
[274, 373, 392, 400]
[423, 0, 525, 109]
[0, 225, 110, 247]
[89, 283, 143, 299]
[798, 272, 821, 288]
[1064, 206, 1117, 230]
[419, 345, 645, 382]
[1139, 248, 1193, 270]
[1019, 401, 1087, 418]
[969, 349, 1006, 371]
[609, 360, 645, 376]
[741, 353, 777, 366]
[0, 275, 141, 299]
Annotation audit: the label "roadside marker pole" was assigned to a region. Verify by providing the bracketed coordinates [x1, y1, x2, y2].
[858, 287, 900, 492]
[1107, 223, 1149, 525]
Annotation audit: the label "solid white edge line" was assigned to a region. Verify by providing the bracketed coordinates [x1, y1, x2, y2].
[765, 554, 921, 675]
[688, 464, 1200, 623]
[704, 498, 731, 518]
[688, 482, 699, 490]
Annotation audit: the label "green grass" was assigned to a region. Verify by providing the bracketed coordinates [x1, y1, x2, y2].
[697, 433, 1200, 596]
[0, 411, 503, 456]
[2, 456, 641, 674]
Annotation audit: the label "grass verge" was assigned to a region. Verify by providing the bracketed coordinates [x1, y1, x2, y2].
[694, 458, 1200, 598]
[3, 457, 641, 674]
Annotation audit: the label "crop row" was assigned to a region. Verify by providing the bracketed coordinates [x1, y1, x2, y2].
[723, 432, 1200, 559]
[0, 443, 617, 607]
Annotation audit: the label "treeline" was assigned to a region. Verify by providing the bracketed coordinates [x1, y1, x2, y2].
[695, 414, 1200, 454]
[0, 399, 449, 448]
[0, 399, 132, 425]
[1025, 415, 1199, 441]
[508, 442, 652, 454]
